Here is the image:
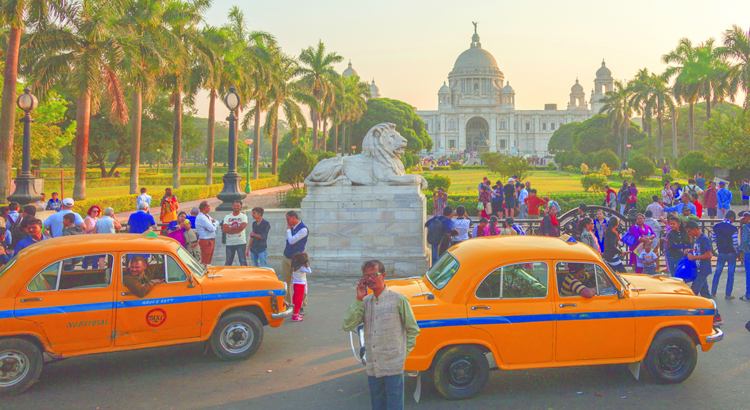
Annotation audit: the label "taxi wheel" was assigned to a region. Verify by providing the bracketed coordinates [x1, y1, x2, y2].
[0, 338, 43, 396]
[643, 328, 697, 384]
[431, 345, 489, 400]
[210, 312, 264, 361]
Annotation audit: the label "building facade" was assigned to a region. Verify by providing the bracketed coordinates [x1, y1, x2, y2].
[417, 27, 614, 157]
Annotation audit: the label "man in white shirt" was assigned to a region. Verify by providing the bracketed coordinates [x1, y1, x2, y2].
[42, 198, 86, 238]
[283, 211, 308, 314]
[222, 201, 248, 266]
[136, 187, 152, 211]
[517, 184, 529, 219]
[645, 195, 664, 221]
[196, 201, 218, 264]
[35, 193, 47, 209]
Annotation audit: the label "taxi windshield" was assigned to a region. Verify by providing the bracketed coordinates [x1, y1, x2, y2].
[0, 256, 17, 280]
[426, 252, 460, 290]
[177, 247, 206, 278]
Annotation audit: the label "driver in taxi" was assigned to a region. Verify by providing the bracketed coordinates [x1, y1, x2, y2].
[560, 263, 596, 298]
[123, 256, 164, 297]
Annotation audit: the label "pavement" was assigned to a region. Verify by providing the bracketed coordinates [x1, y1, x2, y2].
[6, 273, 749, 410]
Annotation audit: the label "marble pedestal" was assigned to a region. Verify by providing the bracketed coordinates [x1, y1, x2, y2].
[299, 185, 430, 277]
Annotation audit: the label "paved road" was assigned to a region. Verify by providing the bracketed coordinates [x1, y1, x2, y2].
[5, 275, 749, 410]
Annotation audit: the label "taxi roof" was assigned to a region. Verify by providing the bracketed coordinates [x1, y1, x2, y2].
[16, 234, 180, 265]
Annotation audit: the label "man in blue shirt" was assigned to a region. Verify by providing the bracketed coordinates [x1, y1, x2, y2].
[685, 221, 712, 298]
[741, 179, 750, 211]
[711, 211, 739, 299]
[127, 203, 157, 234]
[695, 172, 706, 191]
[717, 181, 733, 219]
[737, 211, 750, 301]
[15, 219, 49, 254]
[662, 193, 697, 216]
[42, 198, 85, 238]
[425, 206, 457, 265]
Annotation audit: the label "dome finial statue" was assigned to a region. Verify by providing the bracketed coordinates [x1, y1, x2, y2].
[472, 21, 478, 34]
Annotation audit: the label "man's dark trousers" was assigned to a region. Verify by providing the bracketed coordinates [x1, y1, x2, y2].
[367, 374, 403, 410]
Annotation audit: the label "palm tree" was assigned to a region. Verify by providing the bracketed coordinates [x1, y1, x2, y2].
[644, 73, 676, 160]
[339, 75, 370, 154]
[598, 80, 632, 159]
[161, 0, 210, 189]
[663, 38, 702, 151]
[721, 25, 750, 110]
[692, 39, 731, 139]
[297, 41, 342, 149]
[630, 68, 654, 154]
[120, 0, 172, 195]
[28, 0, 130, 200]
[0, 0, 68, 201]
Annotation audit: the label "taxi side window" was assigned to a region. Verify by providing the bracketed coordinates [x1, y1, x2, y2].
[166, 256, 187, 283]
[476, 262, 548, 299]
[28, 255, 113, 292]
[121, 254, 185, 283]
[594, 265, 617, 296]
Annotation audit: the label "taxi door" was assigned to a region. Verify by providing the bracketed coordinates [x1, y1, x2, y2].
[114, 253, 202, 346]
[553, 262, 635, 362]
[14, 254, 115, 353]
[467, 261, 554, 365]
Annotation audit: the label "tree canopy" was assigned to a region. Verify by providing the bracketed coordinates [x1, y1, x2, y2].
[350, 98, 432, 153]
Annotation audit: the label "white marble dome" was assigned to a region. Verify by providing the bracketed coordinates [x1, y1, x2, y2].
[571, 78, 584, 93]
[370, 79, 380, 98]
[439, 81, 450, 93]
[342, 61, 358, 77]
[502, 81, 514, 94]
[453, 43, 499, 71]
[596, 60, 612, 78]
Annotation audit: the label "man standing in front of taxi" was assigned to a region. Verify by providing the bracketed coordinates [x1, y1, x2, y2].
[342, 260, 421, 410]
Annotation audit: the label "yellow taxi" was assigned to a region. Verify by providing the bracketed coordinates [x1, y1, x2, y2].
[350, 236, 723, 400]
[0, 234, 291, 395]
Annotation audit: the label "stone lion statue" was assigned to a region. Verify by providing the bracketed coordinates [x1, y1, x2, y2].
[304, 123, 428, 189]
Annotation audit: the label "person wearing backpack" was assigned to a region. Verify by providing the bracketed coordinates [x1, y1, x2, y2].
[685, 179, 704, 206]
[741, 179, 750, 211]
[425, 206, 457, 265]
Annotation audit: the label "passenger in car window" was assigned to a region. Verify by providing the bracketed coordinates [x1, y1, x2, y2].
[123, 255, 164, 297]
[560, 263, 595, 298]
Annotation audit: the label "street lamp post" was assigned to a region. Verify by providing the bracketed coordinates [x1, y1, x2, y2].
[216, 86, 247, 211]
[8, 88, 42, 207]
[243, 139, 253, 194]
[156, 149, 160, 174]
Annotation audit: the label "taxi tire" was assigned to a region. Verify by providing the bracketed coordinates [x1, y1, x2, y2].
[643, 328, 697, 384]
[0, 338, 43, 396]
[209, 312, 264, 361]
[431, 345, 489, 400]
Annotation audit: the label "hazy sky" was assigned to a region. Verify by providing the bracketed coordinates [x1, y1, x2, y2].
[196, 0, 749, 121]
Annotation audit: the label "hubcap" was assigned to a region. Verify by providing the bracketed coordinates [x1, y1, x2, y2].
[657, 343, 685, 373]
[447, 358, 476, 388]
[220, 322, 254, 354]
[0, 350, 30, 388]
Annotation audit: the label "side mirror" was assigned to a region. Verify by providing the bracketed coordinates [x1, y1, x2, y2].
[187, 274, 195, 288]
[617, 288, 626, 299]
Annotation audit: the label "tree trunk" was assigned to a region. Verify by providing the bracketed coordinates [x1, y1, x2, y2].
[206, 89, 216, 185]
[172, 89, 182, 189]
[0, 24, 22, 202]
[271, 113, 279, 175]
[688, 102, 695, 151]
[311, 108, 318, 149]
[253, 108, 260, 180]
[333, 123, 339, 156]
[657, 109, 664, 160]
[342, 123, 347, 155]
[73, 90, 92, 200]
[705, 95, 711, 139]
[129, 89, 142, 194]
[98, 159, 107, 178]
[671, 108, 678, 159]
[322, 118, 328, 151]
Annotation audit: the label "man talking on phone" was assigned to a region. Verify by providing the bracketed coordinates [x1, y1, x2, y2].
[342, 260, 420, 410]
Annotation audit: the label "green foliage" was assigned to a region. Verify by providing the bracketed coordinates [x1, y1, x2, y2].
[565, 165, 577, 173]
[423, 173, 452, 191]
[629, 155, 656, 181]
[705, 110, 750, 171]
[594, 149, 620, 170]
[547, 122, 579, 153]
[580, 163, 589, 175]
[678, 151, 713, 180]
[662, 173, 674, 183]
[399, 152, 420, 170]
[583, 152, 595, 169]
[571, 154, 584, 168]
[315, 150, 337, 163]
[449, 162, 463, 170]
[481, 152, 531, 181]
[661, 102, 743, 158]
[279, 188, 307, 208]
[350, 98, 433, 153]
[580, 173, 607, 192]
[547, 162, 556, 170]
[279, 146, 316, 189]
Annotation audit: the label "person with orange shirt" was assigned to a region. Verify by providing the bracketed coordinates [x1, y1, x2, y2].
[524, 189, 547, 220]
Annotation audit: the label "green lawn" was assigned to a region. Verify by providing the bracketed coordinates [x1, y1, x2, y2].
[421, 169, 586, 194]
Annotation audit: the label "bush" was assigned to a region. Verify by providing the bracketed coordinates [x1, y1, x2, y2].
[565, 165, 577, 173]
[279, 188, 306, 208]
[662, 173, 674, 183]
[629, 155, 656, 182]
[423, 173, 452, 191]
[580, 173, 608, 192]
[554, 151, 567, 166]
[279, 146, 316, 189]
[599, 163, 612, 177]
[594, 149, 620, 171]
[571, 154, 585, 168]
[315, 151, 337, 163]
[580, 163, 589, 175]
[678, 151, 713, 180]
[583, 153, 596, 169]
[449, 162, 463, 170]
[547, 162, 557, 170]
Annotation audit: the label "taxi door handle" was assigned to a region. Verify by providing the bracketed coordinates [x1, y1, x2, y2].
[559, 303, 577, 308]
[21, 298, 42, 303]
[471, 306, 490, 310]
[121, 292, 133, 296]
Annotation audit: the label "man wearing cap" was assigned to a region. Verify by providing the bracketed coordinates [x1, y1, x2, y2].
[738, 211, 750, 301]
[716, 181, 733, 220]
[127, 203, 157, 234]
[560, 263, 596, 298]
[42, 198, 85, 238]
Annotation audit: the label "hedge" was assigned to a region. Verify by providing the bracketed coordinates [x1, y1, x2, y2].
[71, 176, 281, 215]
[43, 174, 279, 191]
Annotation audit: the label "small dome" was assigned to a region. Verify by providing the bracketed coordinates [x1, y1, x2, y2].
[596, 60, 612, 78]
[370, 79, 380, 98]
[502, 81, 514, 94]
[439, 81, 450, 94]
[342, 60, 358, 77]
[571, 78, 584, 93]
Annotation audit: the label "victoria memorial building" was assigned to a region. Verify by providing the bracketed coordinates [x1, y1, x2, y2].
[415, 27, 615, 157]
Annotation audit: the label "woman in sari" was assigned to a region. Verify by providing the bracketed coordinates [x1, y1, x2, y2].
[625, 213, 655, 273]
[432, 188, 448, 217]
[603, 217, 626, 272]
[166, 212, 188, 246]
[479, 185, 492, 219]
[593, 209, 608, 252]
[160, 188, 179, 226]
